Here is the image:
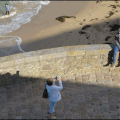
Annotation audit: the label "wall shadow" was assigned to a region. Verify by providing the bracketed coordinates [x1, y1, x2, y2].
[0, 71, 120, 119]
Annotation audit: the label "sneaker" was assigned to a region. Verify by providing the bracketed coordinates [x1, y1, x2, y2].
[111, 62, 115, 68]
[49, 113, 57, 119]
[50, 116, 56, 119]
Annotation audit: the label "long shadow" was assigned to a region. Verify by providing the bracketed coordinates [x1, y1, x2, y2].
[103, 49, 114, 67]
[0, 71, 120, 119]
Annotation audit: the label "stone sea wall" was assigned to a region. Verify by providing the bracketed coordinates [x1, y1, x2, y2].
[0, 44, 120, 80]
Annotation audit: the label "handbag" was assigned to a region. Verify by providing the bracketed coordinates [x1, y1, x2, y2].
[42, 84, 48, 98]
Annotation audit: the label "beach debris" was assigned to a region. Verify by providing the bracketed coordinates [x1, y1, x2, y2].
[79, 31, 86, 34]
[115, 10, 118, 12]
[56, 16, 76, 22]
[83, 19, 86, 22]
[82, 25, 91, 30]
[109, 5, 116, 8]
[105, 36, 111, 41]
[109, 24, 120, 31]
[90, 19, 94, 21]
[105, 11, 115, 18]
[90, 14, 93, 16]
[79, 22, 83, 25]
[96, 0, 102, 3]
[95, 18, 98, 20]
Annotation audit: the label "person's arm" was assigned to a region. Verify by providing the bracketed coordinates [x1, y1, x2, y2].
[115, 40, 120, 50]
[53, 81, 63, 91]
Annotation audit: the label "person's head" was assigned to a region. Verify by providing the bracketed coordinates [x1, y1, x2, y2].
[47, 78, 53, 86]
[5, 3, 8, 6]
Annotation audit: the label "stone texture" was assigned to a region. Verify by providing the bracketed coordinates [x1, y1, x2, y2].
[0, 44, 120, 118]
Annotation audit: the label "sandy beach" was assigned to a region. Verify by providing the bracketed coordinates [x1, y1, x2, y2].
[4, 1, 120, 54]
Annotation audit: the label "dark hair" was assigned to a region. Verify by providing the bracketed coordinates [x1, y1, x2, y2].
[47, 78, 53, 86]
[5, 3, 8, 5]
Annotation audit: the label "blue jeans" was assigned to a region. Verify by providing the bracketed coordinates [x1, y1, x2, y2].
[113, 45, 119, 63]
[49, 101, 57, 113]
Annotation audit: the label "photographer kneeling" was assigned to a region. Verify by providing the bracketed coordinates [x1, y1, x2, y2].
[45, 76, 63, 119]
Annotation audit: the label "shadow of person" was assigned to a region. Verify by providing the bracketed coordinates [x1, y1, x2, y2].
[103, 49, 113, 67]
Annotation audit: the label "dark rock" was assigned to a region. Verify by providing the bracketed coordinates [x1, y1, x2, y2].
[82, 25, 91, 30]
[105, 36, 111, 41]
[69, 31, 72, 33]
[56, 16, 76, 22]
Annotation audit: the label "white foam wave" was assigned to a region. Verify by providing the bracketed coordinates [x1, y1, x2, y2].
[0, 11, 16, 19]
[0, 36, 25, 53]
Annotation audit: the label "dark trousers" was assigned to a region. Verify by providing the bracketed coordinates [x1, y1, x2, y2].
[5, 11, 9, 15]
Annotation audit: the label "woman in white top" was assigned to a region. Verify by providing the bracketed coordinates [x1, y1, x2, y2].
[46, 77, 63, 119]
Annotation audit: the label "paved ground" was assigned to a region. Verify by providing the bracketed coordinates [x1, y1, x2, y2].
[0, 72, 120, 119]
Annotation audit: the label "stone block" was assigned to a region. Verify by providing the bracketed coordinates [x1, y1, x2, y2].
[12, 53, 25, 65]
[1, 60, 15, 68]
[42, 64, 52, 70]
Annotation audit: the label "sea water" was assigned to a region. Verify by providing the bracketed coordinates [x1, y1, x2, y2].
[0, 1, 50, 57]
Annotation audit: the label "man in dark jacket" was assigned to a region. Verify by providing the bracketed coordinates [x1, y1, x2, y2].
[111, 29, 120, 67]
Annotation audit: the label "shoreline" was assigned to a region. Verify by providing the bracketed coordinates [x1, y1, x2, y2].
[5, 1, 90, 52]
[2, 1, 120, 56]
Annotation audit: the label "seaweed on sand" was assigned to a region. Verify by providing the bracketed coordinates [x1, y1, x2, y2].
[105, 11, 115, 18]
[109, 5, 116, 8]
[82, 25, 91, 30]
[56, 16, 76, 22]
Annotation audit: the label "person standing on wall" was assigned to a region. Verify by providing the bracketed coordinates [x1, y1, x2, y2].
[5, 3, 10, 15]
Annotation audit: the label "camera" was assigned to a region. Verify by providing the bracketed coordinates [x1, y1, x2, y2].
[53, 75, 60, 82]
